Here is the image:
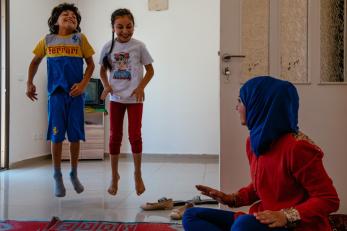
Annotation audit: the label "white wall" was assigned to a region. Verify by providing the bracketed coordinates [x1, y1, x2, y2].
[8, 0, 220, 164]
[8, 0, 58, 164]
[77, 0, 220, 155]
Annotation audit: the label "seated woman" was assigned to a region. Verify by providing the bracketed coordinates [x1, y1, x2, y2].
[182, 76, 339, 231]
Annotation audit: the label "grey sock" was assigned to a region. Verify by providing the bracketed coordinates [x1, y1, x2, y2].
[70, 168, 84, 194]
[53, 169, 66, 197]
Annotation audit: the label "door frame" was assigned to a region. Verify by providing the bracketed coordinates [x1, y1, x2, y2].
[0, 0, 10, 169]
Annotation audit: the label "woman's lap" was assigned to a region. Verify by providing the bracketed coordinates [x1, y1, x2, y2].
[183, 207, 288, 231]
[182, 207, 234, 231]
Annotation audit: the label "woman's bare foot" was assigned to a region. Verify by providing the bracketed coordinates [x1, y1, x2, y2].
[134, 173, 145, 196]
[108, 174, 120, 196]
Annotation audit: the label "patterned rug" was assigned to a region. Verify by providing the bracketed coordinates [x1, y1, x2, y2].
[0, 217, 183, 231]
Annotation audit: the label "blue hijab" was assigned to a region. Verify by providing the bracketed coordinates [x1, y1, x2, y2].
[239, 76, 299, 156]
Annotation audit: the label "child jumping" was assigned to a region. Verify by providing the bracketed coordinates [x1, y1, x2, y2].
[99, 8, 154, 196]
[26, 3, 95, 197]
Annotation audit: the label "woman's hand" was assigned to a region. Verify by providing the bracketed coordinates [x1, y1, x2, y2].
[254, 210, 287, 228]
[131, 86, 145, 102]
[100, 86, 113, 100]
[195, 185, 236, 207]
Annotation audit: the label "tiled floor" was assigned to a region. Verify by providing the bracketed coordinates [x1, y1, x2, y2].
[0, 155, 219, 223]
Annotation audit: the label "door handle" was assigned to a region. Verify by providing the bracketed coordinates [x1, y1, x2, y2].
[221, 53, 246, 63]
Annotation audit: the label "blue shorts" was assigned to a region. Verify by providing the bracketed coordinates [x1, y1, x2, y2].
[47, 90, 85, 143]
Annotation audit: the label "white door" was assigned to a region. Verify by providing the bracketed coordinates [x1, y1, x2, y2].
[220, 0, 347, 213]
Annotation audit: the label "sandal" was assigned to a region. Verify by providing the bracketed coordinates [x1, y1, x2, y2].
[140, 197, 174, 211]
[190, 195, 218, 205]
[170, 202, 194, 220]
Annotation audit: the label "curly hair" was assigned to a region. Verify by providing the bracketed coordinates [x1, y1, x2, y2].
[103, 8, 135, 70]
[48, 3, 81, 34]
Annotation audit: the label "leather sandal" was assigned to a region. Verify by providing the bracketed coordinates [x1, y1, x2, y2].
[140, 197, 174, 210]
[190, 195, 218, 205]
[170, 202, 194, 220]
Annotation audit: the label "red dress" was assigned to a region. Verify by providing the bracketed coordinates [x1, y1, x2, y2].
[236, 133, 339, 231]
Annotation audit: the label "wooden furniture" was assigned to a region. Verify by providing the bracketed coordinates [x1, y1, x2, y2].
[329, 214, 347, 231]
[62, 110, 105, 160]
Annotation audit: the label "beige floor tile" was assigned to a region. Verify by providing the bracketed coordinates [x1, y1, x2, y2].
[0, 155, 219, 222]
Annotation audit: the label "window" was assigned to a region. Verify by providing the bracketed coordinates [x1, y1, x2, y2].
[241, 0, 309, 83]
[321, 0, 346, 82]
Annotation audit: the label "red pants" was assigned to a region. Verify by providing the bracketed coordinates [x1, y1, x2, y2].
[109, 101, 143, 155]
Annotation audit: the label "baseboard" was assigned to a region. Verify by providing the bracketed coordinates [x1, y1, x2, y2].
[112, 153, 219, 163]
[9, 153, 219, 169]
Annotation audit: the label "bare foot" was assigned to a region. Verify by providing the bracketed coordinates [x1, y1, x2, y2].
[134, 173, 145, 196]
[108, 174, 120, 196]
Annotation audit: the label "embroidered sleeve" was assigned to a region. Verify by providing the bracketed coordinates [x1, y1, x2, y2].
[289, 140, 339, 224]
[236, 183, 260, 207]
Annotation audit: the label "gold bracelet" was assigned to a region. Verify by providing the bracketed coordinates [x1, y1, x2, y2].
[281, 207, 301, 228]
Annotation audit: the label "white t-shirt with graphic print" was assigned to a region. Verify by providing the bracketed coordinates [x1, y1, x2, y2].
[99, 38, 153, 103]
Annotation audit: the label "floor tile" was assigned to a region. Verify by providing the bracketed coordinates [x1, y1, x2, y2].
[0, 155, 219, 223]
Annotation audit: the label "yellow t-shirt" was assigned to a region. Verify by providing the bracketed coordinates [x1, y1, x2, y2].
[32, 33, 95, 94]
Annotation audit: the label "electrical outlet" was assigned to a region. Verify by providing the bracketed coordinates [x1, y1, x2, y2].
[32, 132, 44, 140]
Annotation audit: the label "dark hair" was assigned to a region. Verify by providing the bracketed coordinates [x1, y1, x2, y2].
[48, 3, 81, 34]
[102, 8, 135, 70]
